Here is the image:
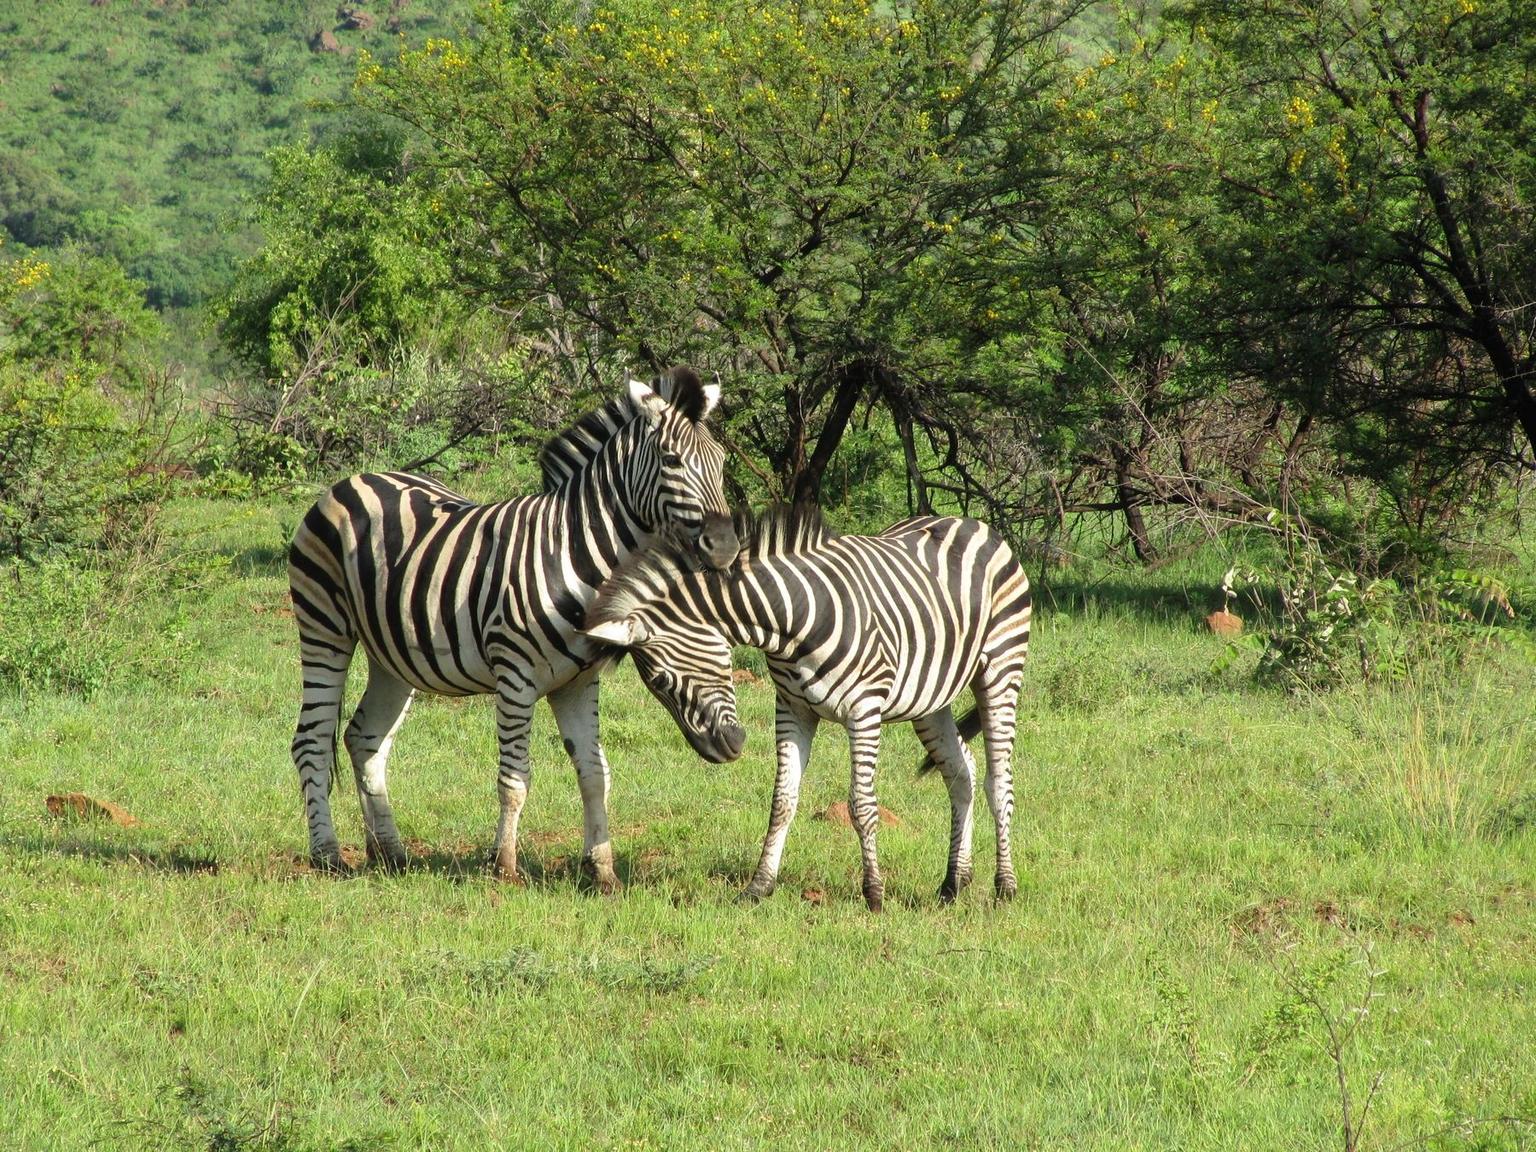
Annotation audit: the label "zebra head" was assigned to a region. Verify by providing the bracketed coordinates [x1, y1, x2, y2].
[628, 368, 739, 570]
[583, 555, 746, 764]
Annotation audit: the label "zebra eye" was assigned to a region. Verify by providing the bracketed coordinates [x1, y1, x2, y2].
[662, 453, 683, 468]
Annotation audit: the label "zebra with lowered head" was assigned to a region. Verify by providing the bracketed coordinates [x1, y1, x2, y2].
[582, 505, 1032, 910]
[287, 368, 744, 890]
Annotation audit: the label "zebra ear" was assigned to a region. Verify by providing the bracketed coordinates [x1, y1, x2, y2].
[583, 615, 651, 648]
[700, 380, 721, 418]
[628, 378, 667, 424]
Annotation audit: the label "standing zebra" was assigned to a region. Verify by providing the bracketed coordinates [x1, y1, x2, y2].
[583, 505, 1032, 910]
[287, 369, 745, 890]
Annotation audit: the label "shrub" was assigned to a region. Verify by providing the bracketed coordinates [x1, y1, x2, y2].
[0, 367, 169, 562]
[1232, 523, 1526, 692]
[0, 551, 200, 696]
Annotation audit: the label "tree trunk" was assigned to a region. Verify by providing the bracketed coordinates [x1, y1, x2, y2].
[790, 359, 870, 506]
[1113, 447, 1156, 562]
[896, 413, 933, 515]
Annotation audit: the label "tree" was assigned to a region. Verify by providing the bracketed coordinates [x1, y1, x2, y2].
[357, 0, 1088, 503]
[216, 127, 468, 376]
[1170, 0, 1536, 517]
[0, 247, 164, 386]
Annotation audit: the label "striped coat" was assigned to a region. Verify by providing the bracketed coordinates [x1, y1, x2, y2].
[584, 506, 1032, 910]
[287, 370, 742, 889]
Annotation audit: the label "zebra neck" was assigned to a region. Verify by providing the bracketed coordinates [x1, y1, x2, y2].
[709, 556, 807, 659]
[558, 422, 655, 585]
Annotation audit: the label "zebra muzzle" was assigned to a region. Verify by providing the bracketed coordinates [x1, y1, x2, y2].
[697, 514, 741, 570]
[692, 717, 746, 764]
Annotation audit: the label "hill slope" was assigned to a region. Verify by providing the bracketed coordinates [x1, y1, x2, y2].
[0, 0, 469, 310]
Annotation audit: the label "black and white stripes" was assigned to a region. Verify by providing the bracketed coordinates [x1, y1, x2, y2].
[584, 505, 1032, 909]
[287, 369, 741, 888]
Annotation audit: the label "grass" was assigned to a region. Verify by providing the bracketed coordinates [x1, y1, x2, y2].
[1, 495, 1533, 1150]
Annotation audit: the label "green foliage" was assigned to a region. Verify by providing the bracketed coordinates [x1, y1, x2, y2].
[1235, 539, 1529, 692]
[0, 560, 117, 696]
[0, 1, 473, 312]
[1165, 0, 1536, 488]
[0, 550, 203, 698]
[355, 0, 1079, 498]
[0, 369, 164, 563]
[0, 249, 164, 383]
[216, 132, 468, 376]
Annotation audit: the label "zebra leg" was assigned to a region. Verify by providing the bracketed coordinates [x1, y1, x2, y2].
[977, 671, 1024, 900]
[292, 635, 356, 872]
[912, 709, 976, 903]
[548, 676, 621, 895]
[343, 658, 414, 872]
[740, 697, 817, 904]
[846, 715, 887, 912]
[490, 681, 536, 883]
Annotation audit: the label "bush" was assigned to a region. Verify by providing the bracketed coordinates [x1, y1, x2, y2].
[1233, 523, 1527, 691]
[0, 559, 117, 694]
[215, 340, 567, 483]
[0, 367, 167, 562]
[0, 247, 164, 383]
[0, 553, 201, 697]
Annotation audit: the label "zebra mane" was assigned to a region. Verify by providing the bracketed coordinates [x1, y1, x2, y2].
[538, 367, 711, 492]
[586, 502, 836, 629]
[736, 502, 837, 561]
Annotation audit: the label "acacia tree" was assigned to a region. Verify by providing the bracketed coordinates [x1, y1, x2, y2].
[358, 0, 1087, 503]
[1169, 0, 1536, 528]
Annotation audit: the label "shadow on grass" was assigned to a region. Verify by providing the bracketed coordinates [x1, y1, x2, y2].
[283, 837, 654, 892]
[228, 541, 289, 578]
[1, 834, 221, 874]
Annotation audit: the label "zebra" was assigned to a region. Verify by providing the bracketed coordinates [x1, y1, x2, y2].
[286, 368, 745, 891]
[582, 505, 1032, 910]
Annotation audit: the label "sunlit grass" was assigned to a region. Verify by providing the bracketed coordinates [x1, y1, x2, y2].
[0, 497, 1532, 1151]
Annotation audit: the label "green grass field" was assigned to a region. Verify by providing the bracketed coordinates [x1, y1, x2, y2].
[2, 496, 1533, 1151]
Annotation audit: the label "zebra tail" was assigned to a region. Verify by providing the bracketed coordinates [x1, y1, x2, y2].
[916, 704, 984, 775]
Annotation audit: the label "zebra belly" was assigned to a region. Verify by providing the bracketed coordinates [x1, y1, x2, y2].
[879, 661, 980, 724]
[352, 606, 498, 696]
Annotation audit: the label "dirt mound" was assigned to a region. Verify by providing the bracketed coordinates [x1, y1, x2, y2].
[1205, 609, 1243, 637]
[45, 793, 140, 827]
[815, 801, 902, 828]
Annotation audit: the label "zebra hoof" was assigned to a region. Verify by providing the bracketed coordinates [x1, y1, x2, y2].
[863, 885, 885, 913]
[581, 857, 622, 896]
[309, 847, 347, 875]
[735, 883, 773, 905]
[491, 861, 526, 886]
[367, 841, 408, 873]
[938, 870, 972, 904]
[995, 875, 1017, 901]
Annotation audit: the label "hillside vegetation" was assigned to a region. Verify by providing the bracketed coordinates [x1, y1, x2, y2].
[0, 0, 468, 311]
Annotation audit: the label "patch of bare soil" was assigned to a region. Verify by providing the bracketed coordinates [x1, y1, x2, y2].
[1312, 899, 1350, 930]
[45, 793, 140, 827]
[815, 801, 902, 828]
[1230, 896, 1295, 939]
